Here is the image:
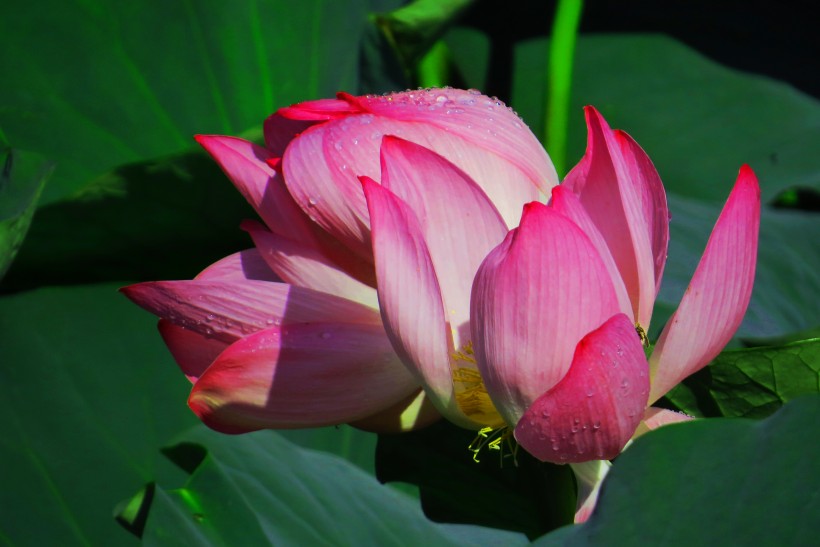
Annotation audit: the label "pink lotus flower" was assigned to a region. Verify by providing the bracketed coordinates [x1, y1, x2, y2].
[470, 107, 761, 464]
[122, 88, 555, 434]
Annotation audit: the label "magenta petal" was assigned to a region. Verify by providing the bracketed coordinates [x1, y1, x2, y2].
[514, 314, 649, 463]
[649, 165, 761, 403]
[194, 249, 279, 282]
[157, 320, 226, 382]
[471, 202, 621, 426]
[362, 178, 459, 413]
[189, 322, 418, 432]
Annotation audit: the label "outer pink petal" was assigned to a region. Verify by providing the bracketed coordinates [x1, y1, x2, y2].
[189, 322, 418, 432]
[282, 95, 547, 257]
[471, 202, 621, 426]
[242, 220, 378, 309]
[550, 186, 632, 318]
[514, 314, 649, 463]
[120, 279, 382, 345]
[362, 177, 468, 425]
[349, 89, 557, 196]
[648, 165, 761, 403]
[570, 460, 611, 524]
[157, 320, 227, 382]
[379, 136, 509, 342]
[563, 107, 658, 328]
[195, 248, 279, 282]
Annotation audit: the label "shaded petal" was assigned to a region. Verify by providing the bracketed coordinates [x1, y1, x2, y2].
[157, 319, 226, 382]
[362, 177, 473, 427]
[121, 279, 382, 344]
[550, 186, 632, 318]
[195, 248, 279, 282]
[563, 107, 658, 328]
[648, 166, 761, 403]
[514, 314, 649, 463]
[189, 322, 418, 432]
[570, 460, 611, 523]
[349, 389, 442, 433]
[471, 202, 621, 426]
[379, 136, 509, 343]
[242, 220, 378, 309]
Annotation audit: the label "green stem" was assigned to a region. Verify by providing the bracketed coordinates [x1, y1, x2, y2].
[545, 0, 584, 177]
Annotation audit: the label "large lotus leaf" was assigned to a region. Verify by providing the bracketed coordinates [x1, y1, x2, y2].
[0, 283, 380, 545]
[136, 425, 527, 546]
[0, 149, 53, 281]
[535, 396, 820, 546]
[663, 338, 820, 418]
[0, 0, 397, 206]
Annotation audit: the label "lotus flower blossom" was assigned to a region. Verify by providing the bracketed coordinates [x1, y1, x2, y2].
[470, 107, 760, 464]
[122, 88, 555, 433]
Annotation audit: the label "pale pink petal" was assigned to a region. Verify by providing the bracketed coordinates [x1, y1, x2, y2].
[379, 136, 509, 343]
[188, 322, 418, 432]
[550, 186, 632, 318]
[362, 177, 471, 426]
[570, 460, 611, 523]
[349, 389, 442, 433]
[195, 249, 279, 282]
[563, 107, 657, 328]
[157, 320, 226, 382]
[648, 166, 761, 403]
[514, 314, 649, 463]
[471, 202, 621, 426]
[615, 130, 670, 295]
[195, 135, 317, 244]
[120, 279, 382, 345]
[242, 220, 378, 309]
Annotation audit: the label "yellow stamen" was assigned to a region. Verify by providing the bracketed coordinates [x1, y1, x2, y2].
[468, 426, 518, 465]
[451, 342, 505, 428]
[636, 324, 650, 348]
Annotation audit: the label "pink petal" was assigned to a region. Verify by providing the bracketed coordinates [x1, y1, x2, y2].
[362, 177, 473, 426]
[350, 89, 557, 196]
[615, 129, 670, 296]
[549, 185, 632, 318]
[471, 202, 621, 426]
[379, 136, 509, 341]
[282, 96, 547, 257]
[157, 320, 227, 382]
[242, 220, 378, 309]
[188, 322, 418, 432]
[514, 314, 649, 463]
[633, 407, 694, 439]
[648, 165, 761, 403]
[120, 279, 382, 345]
[195, 135, 317, 245]
[562, 107, 658, 328]
[195, 248, 279, 282]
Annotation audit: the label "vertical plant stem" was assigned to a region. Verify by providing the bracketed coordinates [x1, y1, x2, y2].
[545, 0, 584, 177]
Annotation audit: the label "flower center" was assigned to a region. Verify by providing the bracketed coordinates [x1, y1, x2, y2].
[451, 341, 506, 429]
